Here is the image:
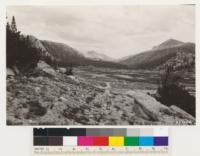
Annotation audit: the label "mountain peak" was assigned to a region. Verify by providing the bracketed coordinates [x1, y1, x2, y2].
[87, 50, 99, 55]
[153, 38, 184, 50]
[85, 50, 115, 62]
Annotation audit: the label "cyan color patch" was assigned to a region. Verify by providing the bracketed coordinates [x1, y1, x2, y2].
[139, 137, 154, 146]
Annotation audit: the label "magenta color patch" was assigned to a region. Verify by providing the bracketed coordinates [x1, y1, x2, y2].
[78, 136, 93, 146]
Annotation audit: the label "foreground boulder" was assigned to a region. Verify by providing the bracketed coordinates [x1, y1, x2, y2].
[7, 68, 15, 77]
[37, 60, 56, 76]
[126, 90, 195, 125]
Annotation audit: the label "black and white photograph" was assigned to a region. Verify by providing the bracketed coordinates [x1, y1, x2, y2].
[6, 5, 195, 125]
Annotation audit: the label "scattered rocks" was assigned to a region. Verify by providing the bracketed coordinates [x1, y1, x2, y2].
[85, 94, 95, 104]
[170, 105, 195, 121]
[27, 100, 47, 117]
[59, 68, 66, 73]
[7, 68, 15, 76]
[7, 67, 195, 125]
[34, 87, 41, 94]
[59, 97, 68, 102]
[37, 60, 56, 76]
[13, 65, 20, 74]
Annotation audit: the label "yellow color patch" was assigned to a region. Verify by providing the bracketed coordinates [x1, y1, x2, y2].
[109, 137, 124, 146]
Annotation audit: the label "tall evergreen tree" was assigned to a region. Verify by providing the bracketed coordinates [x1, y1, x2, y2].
[11, 16, 17, 33]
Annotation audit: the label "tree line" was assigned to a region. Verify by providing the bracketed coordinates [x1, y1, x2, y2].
[6, 16, 40, 72]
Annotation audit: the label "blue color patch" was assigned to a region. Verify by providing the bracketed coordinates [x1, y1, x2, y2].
[139, 137, 154, 146]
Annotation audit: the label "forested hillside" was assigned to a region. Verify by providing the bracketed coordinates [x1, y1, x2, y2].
[120, 40, 195, 71]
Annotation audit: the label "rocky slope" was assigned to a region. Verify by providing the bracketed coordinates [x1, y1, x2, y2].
[7, 62, 195, 125]
[27, 35, 56, 64]
[41, 40, 87, 66]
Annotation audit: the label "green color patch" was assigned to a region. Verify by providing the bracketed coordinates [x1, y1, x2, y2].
[124, 137, 139, 146]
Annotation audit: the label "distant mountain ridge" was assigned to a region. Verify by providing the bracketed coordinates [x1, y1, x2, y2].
[153, 38, 184, 50]
[84, 51, 116, 62]
[28, 36, 195, 71]
[119, 39, 195, 70]
[27, 35, 126, 68]
[41, 40, 126, 68]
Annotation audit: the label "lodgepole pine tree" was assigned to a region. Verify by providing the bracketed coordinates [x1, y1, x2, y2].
[11, 16, 17, 33]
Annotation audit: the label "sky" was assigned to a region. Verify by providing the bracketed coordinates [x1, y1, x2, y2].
[7, 5, 195, 59]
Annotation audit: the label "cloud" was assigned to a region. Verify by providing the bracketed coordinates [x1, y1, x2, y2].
[7, 5, 195, 59]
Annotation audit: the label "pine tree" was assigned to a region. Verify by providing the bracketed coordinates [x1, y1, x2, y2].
[6, 22, 11, 32]
[11, 16, 17, 33]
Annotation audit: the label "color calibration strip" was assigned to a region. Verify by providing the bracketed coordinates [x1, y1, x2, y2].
[33, 128, 169, 155]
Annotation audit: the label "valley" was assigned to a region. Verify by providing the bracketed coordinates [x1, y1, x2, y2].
[7, 65, 195, 125]
[77, 66, 195, 96]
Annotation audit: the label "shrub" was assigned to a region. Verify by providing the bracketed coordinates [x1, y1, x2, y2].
[65, 64, 74, 75]
[156, 65, 195, 117]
